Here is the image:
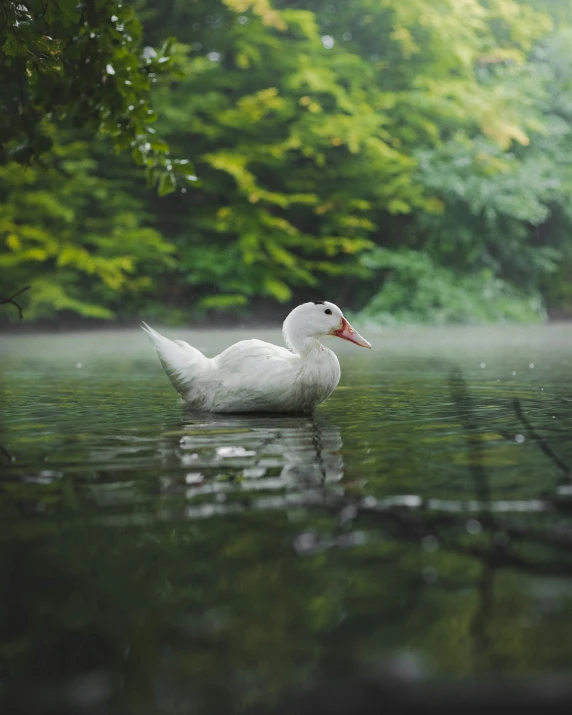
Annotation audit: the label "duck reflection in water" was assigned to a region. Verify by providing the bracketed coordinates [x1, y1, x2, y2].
[159, 412, 344, 516]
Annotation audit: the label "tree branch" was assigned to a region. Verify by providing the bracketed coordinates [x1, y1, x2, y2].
[0, 286, 31, 320]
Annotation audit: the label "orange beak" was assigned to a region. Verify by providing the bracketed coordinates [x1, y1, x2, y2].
[331, 317, 371, 349]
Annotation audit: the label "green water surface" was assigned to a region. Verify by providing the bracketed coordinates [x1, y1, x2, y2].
[1, 324, 572, 713]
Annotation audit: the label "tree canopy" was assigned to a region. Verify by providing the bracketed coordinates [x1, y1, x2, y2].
[1, 0, 572, 323]
[0, 0, 195, 192]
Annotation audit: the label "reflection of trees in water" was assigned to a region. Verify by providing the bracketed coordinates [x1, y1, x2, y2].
[0, 379, 11, 462]
[289, 369, 572, 686]
[3, 369, 572, 714]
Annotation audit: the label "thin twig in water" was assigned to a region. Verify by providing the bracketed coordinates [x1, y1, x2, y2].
[449, 368, 493, 524]
[0, 442, 12, 462]
[513, 398, 571, 479]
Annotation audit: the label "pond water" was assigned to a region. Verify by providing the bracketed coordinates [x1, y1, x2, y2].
[1, 324, 572, 713]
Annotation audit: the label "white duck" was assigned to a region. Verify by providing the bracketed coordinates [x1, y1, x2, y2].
[142, 301, 371, 414]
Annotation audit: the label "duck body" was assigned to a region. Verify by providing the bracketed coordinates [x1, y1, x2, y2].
[143, 301, 370, 414]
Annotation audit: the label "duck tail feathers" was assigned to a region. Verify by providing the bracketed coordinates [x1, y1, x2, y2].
[141, 322, 207, 396]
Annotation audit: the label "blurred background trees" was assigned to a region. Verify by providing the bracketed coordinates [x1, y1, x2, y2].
[1, 0, 572, 324]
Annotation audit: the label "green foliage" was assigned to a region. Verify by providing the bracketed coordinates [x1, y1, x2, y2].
[0, 0, 195, 194]
[0, 134, 175, 319]
[140, 0, 557, 315]
[2, 0, 572, 323]
[358, 248, 545, 325]
[409, 25, 572, 317]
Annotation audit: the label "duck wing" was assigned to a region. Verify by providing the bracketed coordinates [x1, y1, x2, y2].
[214, 339, 293, 367]
[211, 340, 302, 412]
[141, 323, 210, 396]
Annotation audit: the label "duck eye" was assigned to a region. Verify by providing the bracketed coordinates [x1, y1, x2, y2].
[324, 308, 332, 315]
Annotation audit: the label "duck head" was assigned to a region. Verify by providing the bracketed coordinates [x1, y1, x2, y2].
[283, 301, 371, 354]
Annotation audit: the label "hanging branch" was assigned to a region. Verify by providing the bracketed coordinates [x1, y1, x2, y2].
[0, 286, 31, 320]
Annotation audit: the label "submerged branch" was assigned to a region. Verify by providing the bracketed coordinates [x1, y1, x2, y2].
[513, 398, 571, 479]
[288, 368, 572, 583]
[0, 442, 12, 462]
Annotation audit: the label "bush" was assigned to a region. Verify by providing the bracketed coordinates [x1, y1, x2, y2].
[357, 248, 546, 325]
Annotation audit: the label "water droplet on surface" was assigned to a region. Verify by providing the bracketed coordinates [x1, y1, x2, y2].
[529, 363, 535, 368]
[422, 566, 438, 584]
[466, 518, 482, 535]
[207, 51, 222, 62]
[321, 35, 335, 49]
[421, 535, 439, 552]
[237, 15, 248, 24]
[515, 434, 525, 443]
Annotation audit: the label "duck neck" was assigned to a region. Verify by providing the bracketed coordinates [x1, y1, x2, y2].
[297, 337, 323, 358]
[283, 327, 323, 357]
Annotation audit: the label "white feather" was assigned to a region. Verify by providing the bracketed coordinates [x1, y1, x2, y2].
[141, 322, 209, 396]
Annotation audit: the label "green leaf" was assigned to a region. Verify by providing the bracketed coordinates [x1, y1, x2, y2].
[158, 172, 177, 196]
[263, 279, 291, 302]
[200, 294, 248, 309]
